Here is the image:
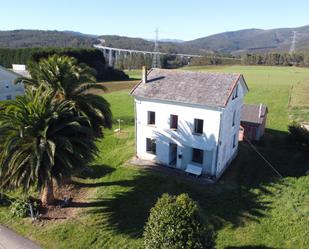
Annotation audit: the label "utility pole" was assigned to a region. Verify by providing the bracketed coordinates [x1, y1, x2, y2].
[289, 31, 297, 55]
[152, 28, 161, 68]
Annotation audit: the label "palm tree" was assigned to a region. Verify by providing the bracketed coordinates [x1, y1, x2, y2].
[0, 86, 97, 205]
[17, 55, 112, 138]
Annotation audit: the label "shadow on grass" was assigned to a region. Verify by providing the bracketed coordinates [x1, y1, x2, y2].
[0, 194, 12, 207]
[83, 170, 270, 238]
[222, 128, 309, 188]
[77, 164, 115, 179]
[76, 180, 133, 188]
[74, 127, 308, 240]
[225, 246, 277, 249]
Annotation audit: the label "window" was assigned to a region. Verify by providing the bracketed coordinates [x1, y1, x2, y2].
[147, 111, 155, 125]
[6, 95, 12, 100]
[232, 110, 236, 127]
[194, 119, 203, 134]
[146, 138, 156, 154]
[233, 84, 239, 99]
[192, 148, 203, 164]
[170, 114, 178, 129]
[233, 134, 237, 148]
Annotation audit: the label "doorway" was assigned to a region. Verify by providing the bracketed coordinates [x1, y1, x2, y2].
[169, 143, 177, 166]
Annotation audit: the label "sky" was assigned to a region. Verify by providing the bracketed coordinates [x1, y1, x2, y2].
[1, 0, 309, 41]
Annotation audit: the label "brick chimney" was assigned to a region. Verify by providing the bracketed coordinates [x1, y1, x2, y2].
[142, 66, 147, 83]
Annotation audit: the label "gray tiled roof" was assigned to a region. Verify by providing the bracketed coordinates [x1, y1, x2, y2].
[241, 104, 268, 124]
[130, 69, 243, 107]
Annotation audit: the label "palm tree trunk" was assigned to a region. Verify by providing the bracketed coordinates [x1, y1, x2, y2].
[41, 178, 55, 206]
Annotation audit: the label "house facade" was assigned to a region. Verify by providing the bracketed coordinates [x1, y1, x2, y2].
[131, 68, 248, 179]
[0, 65, 25, 101]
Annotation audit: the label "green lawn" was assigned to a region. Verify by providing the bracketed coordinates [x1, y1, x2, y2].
[1, 66, 309, 249]
[124, 69, 143, 80]
[97, 80, 138, 93]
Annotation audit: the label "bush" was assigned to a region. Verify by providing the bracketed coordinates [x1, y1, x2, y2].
[143, 193, 212, 249]
[288, 121, 309, 147]
[10, 198, 39, 218]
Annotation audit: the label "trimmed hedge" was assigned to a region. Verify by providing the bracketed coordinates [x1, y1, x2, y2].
[143, 193, 213, 249]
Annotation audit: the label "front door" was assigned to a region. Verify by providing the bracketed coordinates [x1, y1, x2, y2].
[169, 143, 177, 166]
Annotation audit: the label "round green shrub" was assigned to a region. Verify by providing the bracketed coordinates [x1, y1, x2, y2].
[9, 198, 39, 218]
[10, 198, 30, 218]
[143, 193, 212, 249]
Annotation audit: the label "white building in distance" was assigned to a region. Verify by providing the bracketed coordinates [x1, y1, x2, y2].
[0, 65, 26, 101]
[130, 67, 248, 179]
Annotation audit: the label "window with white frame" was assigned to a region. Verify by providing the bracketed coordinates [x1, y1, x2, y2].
[147, 111, 155, 125]
[146, 138, 156, 154]
[193, 118, 203, 134]
[232, 110, 236, 127]
[192, 148, 203, 164]
[232, 84, 239, 99]
[233, 133, 237, 148]
[170, 114, 178, 129]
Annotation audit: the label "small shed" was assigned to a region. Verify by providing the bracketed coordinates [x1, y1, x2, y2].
[240, 104, 268, 141]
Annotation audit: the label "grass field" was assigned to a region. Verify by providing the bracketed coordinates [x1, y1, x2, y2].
[0, 66, 309, 249]
[97, 80, 138, 93]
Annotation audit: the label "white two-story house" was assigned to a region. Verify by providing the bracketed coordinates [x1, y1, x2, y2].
[0, 65, 25, 101]
[130, 67, 248, 179]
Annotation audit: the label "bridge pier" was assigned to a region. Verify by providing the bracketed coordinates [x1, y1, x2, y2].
[108, 49, 113, 67]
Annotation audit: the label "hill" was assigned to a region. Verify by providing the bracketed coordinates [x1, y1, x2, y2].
[0, 30, 211, 55]
[2, 26, 309, 55]
[185, 25, 309, 54]
[0, 30, 98, 48]
[99, 35, 210, 54]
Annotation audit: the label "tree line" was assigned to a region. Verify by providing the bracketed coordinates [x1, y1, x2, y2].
[189, 54, 240, 66]
[240, 52, 309, 66]
[114, 53, 190, 70]
[0, 48, 129, 81]
[187, 52, 309, 67]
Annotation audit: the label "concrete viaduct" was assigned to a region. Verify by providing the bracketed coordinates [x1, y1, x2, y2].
[93, 44, 202, 67]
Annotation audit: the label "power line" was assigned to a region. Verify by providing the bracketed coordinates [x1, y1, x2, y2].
[245, 138, 283, 178]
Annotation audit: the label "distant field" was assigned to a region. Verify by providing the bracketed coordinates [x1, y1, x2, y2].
[289, 79, 309, 121]
[1, 66, 308, 249]
[124, 69, 142, 80]
[183, 65, 309, 129]
[93, 80, 138, 94]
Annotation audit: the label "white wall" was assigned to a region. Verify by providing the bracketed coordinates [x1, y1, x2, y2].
[0, 67, 25, 101]
[216, 78, 246, 176]
[135, 97, 222, 174]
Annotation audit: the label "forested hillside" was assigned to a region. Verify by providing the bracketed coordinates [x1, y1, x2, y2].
[185, 25, 309, 54]
[2, 25, 309, 56]
[0, 30, 97, 48]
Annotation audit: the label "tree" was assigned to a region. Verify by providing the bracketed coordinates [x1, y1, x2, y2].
[143, 193, 212, 249]
[0, 86, 97, 205]
[16, 55, 112, 138]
